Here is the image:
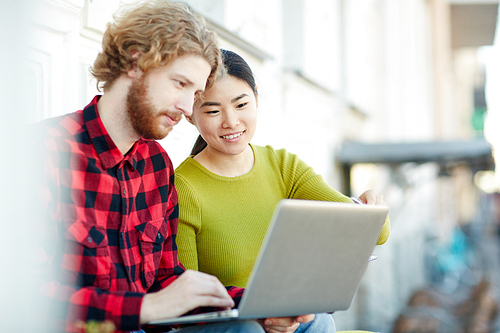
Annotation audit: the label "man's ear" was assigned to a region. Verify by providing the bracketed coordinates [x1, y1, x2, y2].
[185, 115, 195, 125]
[127, 49, 142, 78]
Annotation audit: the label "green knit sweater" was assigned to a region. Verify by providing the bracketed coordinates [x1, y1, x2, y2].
[175, 144, 390, 288]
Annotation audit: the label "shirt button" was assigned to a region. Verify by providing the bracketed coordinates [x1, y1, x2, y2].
[88, 237, 92, 243]
[158, 232, 162, 238]
[120, 232, 124, 238]
[123, 189, 126, 195]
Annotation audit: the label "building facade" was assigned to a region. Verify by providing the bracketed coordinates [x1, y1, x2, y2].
[26, 0, 498, 331]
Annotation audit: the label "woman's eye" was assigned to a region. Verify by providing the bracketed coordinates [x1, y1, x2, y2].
[177, 81, 185, 87]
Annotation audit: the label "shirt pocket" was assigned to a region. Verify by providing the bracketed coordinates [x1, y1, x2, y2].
[62, 220, 111, 290]
[135, 217, 169, 289]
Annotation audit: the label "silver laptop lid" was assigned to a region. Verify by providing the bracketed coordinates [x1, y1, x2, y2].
[237, 199, 388, 319]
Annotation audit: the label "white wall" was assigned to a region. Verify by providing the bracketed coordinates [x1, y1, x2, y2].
[0, 1, 50, 331]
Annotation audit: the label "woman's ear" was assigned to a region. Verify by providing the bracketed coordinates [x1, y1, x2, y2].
[255, 86, 259, 107]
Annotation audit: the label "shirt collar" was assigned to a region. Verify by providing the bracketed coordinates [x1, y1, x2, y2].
[83, 95, 139, 170]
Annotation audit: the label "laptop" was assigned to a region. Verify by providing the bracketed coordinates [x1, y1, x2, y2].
[148, 199, 388, 326]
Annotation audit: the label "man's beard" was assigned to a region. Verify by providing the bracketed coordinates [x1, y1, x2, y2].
[126, 74, 175, 140]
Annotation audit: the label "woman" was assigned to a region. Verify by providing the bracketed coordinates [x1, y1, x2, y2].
[175, 49, 390, 333]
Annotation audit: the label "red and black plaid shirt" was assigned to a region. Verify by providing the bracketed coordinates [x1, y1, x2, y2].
[36, 96, 243, 332]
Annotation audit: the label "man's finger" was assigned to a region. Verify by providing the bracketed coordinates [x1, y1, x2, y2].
[193, 294, 235, 308]
[180, 270, 231, 298]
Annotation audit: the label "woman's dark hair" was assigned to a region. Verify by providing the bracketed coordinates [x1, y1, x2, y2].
[190, 49, 257, 156]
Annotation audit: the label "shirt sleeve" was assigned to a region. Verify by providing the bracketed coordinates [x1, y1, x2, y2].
[53, 285, 144, 332]
[273, 146, 390, 245]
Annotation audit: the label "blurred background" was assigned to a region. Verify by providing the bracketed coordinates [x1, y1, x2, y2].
[3, 0, 500, 331]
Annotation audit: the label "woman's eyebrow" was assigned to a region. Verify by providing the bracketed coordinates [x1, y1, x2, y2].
[231, 93, 248, 103]
[199, 93, 248, 107]
[199, 101, 221, 107]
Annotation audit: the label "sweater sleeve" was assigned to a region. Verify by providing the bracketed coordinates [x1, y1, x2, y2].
[272, 146, 351, 202]
[175, 173, 202, 271]
[272, 146, 390, 245]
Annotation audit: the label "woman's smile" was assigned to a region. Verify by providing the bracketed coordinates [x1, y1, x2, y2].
[221, 131, 245, 141]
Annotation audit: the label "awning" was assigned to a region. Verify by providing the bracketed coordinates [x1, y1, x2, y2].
[450, 2, 499, 48]
[337, 138, 493, 165]
[336, 138, 494, 195]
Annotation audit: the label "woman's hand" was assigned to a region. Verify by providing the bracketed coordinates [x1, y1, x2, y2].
[258, 314, 315, 332]
[358, 190, 386, 205]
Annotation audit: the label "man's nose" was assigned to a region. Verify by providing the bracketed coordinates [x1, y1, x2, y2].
[176, 92, 194, 117]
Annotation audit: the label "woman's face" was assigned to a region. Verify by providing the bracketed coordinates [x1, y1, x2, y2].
[189, 75, 257, 157]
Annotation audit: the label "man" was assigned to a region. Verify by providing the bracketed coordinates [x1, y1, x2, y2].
[35, 1, 265, 332]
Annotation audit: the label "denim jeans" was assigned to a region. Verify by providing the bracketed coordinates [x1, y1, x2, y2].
[133, 313, 335, 333]
[131, 320, 265, 333]
[174, 320, 264, 332]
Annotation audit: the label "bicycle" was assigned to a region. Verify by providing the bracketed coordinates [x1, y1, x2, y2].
[423, 224, 486, 295]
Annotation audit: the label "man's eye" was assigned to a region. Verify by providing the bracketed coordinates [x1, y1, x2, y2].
[237, 102, 248, 108]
